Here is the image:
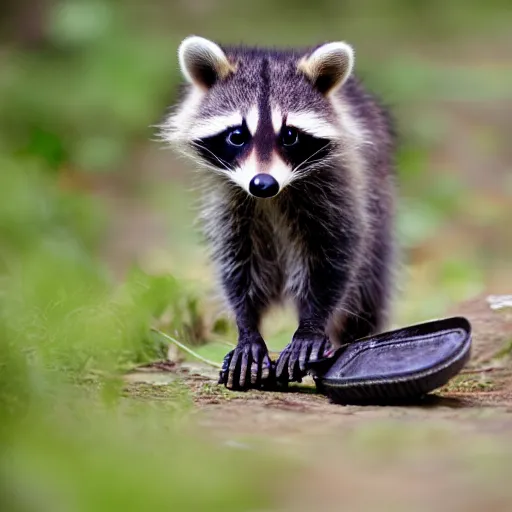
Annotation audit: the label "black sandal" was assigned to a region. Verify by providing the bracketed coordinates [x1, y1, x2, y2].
[307, 317, 472, 405]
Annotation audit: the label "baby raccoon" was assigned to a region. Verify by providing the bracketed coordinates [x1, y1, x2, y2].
[162, 36, 397, 390]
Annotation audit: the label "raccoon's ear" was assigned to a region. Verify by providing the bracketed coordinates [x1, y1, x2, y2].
[298, 42, 354, 95]
[178, 36, 235, 90]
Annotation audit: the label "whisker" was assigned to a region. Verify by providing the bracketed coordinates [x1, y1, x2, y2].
[291, 158, 332, 177]
[291, 142, 333, 175]
[190, 142, 233, 173]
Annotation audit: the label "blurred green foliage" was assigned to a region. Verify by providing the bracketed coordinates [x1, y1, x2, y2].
[0, 2, 177, 174]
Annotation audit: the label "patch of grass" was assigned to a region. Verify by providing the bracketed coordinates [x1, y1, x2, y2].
[195, 382, 245, 401]
[441, 375, 496, 393]
[124, 380, 192, 403]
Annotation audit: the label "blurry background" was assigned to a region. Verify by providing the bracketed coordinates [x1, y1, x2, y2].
[0, 1, 511, 511]
[3, 0, 511, 327]
[2, 0, 511, 326]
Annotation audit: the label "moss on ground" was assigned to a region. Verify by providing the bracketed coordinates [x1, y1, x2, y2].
[441, 374, 496, 393]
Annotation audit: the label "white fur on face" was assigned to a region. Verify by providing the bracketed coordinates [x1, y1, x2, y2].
[271, 107, 283, 134]
[246, 106, 259, 135]
[270, 107, 339, 140]
[186, 112, 243, 140]
[286, 111, 339, 139]
[266, 154, 294, 188]
[159, 88, 205, 143]
[230, 150, 258, 191]
[231, 150, 293, 194]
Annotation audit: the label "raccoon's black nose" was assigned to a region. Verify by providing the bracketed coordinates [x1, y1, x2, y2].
[249, 174, 279, 198]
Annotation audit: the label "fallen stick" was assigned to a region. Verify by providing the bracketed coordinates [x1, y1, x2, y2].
[151, 328, 222, 369]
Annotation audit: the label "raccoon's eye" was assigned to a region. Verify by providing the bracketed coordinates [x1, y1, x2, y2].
[281, 127, 299, 146]
[226, 127, 249, 147]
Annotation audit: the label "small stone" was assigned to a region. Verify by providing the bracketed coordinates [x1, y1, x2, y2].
[487, 295, 512, 311]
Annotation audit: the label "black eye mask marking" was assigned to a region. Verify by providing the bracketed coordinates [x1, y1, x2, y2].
[191, 121, 333, 176]
[278, 127, 332, 172]
[192, 122, 251, 170]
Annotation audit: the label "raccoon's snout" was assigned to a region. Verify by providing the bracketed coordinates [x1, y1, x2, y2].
[249, 174, 279, 198]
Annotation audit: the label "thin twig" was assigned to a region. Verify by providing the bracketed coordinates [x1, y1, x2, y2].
[151, 328, 222, 369]
[460, 366, 499, 375]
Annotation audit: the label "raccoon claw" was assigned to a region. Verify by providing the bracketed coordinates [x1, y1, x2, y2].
[218, 341, 273, 390]
[276, 333, 330, 383]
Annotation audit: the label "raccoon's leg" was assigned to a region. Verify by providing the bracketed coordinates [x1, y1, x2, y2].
[276, 260, 347, 383]
[276, 192, 363, 383]
[214, 199, 282, 390]
[219, 302, 272, 391]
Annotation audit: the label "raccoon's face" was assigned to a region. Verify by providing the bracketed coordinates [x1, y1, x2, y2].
[164, 36, 355, 198]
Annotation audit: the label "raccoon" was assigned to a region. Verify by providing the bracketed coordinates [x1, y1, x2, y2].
[161, 36, 397, 390]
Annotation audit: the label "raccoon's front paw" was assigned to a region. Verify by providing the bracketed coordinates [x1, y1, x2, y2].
[218, 339, 273, 390]
[276, 331, 331, 383]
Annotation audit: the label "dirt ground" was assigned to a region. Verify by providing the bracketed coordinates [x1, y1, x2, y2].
[124, 295, 512, 511]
